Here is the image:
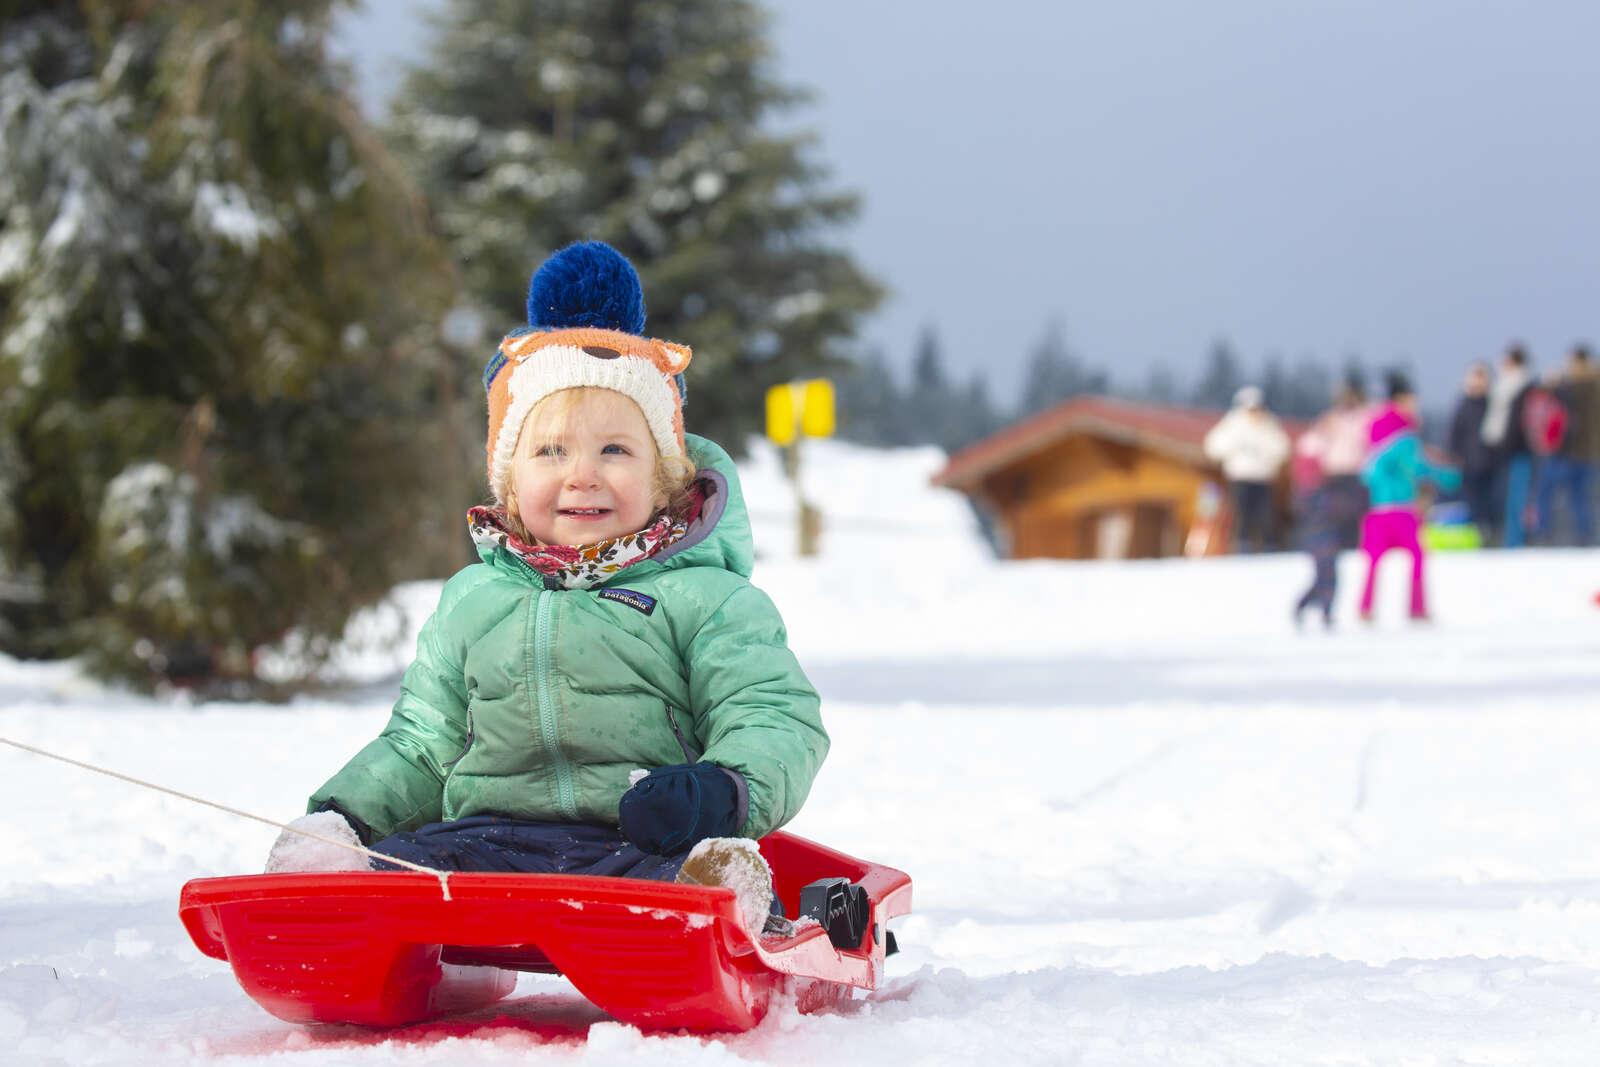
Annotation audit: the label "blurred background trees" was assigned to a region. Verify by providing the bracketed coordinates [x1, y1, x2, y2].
[0, 1, 458, 694]
[0, 0, 1400, 695]
[388, 0, 884, 449]
[0, 0, 885, 696]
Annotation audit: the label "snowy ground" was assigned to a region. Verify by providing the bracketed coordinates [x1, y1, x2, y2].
[2, 439, 1599, 1066]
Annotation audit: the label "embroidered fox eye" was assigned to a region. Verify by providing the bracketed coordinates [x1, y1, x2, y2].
[583, 345, 622, 360]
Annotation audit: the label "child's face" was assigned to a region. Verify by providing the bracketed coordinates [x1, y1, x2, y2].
[511, 389, 664, 546]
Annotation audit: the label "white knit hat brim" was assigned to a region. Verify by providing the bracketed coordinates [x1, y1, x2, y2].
[489, 345, 682, 502]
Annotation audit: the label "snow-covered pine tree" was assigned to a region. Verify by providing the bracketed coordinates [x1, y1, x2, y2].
[388, 0, 882, 448]
[0, 3, 460, 694]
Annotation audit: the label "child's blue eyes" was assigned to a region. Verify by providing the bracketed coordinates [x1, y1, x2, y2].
[532, 444, 631, 458]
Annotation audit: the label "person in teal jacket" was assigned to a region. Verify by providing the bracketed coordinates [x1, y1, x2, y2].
[1358, 374, 1462, 622]
[265, 243, 825, 930]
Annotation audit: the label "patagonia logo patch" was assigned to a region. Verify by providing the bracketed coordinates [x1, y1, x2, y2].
[598, 588, 657, 616]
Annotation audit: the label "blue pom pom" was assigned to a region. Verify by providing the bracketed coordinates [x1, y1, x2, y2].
[526, 241, 646, 334]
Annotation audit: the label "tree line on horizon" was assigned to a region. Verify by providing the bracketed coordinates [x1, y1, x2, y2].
[836, 325, 1394, 454]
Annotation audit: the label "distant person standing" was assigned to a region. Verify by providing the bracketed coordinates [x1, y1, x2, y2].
[1358, 374, 1461, 623]
[1448, 362, 1498, 542]
[1481, 345, 1534, 547]
[1537, 345, 1597, 545]
[1205, 386, 1291, 554]
[1290, 379, 1371, 628]
[1294, 378, 1372, 548]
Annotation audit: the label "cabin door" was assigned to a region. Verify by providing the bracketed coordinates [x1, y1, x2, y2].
[1130, 502, 1180, 558]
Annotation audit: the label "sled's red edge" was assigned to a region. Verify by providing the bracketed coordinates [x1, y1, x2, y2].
[178, 830, 911, 1033]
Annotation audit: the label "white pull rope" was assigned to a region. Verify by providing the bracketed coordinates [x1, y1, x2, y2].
[0, 735, 452, 901]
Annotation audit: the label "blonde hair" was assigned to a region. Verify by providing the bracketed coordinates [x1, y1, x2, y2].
[499, 387, 696, 544]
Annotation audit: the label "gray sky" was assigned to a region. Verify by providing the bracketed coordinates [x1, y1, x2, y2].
[333, 0, 1600, 409]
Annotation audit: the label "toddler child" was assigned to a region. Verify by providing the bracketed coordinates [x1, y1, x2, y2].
[1358, 373, 1460, 623]
[266, 242, 827, 932]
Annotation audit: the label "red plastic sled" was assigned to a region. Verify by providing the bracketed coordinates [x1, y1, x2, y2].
[179, 831, 911, 1033]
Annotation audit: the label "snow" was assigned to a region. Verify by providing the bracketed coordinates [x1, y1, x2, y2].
[2, 438, 1599, 1064]
[193, 182, 280, 251]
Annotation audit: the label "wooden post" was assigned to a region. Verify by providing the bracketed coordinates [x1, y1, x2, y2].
[784, 441, 821, 558]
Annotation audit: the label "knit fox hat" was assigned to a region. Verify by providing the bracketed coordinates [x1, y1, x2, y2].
[482, 242, 692, 504]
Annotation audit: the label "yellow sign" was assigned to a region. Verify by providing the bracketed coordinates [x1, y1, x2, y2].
[764, 378, 835, 445]
[765, 383, 799, 446]
[799, 379, 835, 438]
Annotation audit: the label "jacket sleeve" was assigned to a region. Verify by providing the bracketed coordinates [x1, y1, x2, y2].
[1203, 416, 1233, 463]
[1296, 418, 1328, 461]
[1397, 436, 1462, 494]
[1448, 403, 1473, 463]
[686, 584, 827, 839]
[308, 569, 488, 841]
[1265, 421, 1291, 468]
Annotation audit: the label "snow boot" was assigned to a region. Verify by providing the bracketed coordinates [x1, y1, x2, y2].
[675, 837, 776, 935]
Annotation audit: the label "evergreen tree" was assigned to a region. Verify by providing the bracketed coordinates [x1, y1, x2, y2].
[1285, 356, 1333, 418]
[389, 0, 883, 450]
[903, 325, 954, 445]
[835, 347, 909, 447]
[1340, 354, 1371, 400]
[1260, 354, 1291, 415]
[1192, 337, 1244, 409]
[1141, 361, 1180, 405]
[0, 2, 458, 693]
[1016, 320, 1105, 418]
[950, 373, 1002, 452]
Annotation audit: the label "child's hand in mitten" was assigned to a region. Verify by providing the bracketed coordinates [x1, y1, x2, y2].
[618, 762, 742, 855]
[265, 811, 369, 873]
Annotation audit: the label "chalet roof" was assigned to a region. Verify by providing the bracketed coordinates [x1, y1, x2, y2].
[933, 395, 1304, 491]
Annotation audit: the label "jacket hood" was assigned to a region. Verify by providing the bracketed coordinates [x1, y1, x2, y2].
[475, 433, 755, 582]
[1368, 404, 1415, 449]
[651, 434, 755, 578]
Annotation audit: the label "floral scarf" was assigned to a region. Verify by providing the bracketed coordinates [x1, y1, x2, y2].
[467, 485, 704, 590]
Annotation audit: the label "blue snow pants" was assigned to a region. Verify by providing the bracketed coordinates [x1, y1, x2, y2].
[368, 815, 688, 881]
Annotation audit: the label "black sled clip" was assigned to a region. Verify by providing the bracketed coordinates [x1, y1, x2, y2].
[798, 877, 872, 950]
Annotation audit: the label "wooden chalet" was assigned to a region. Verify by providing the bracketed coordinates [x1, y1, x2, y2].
[932, 395, 1302, 560]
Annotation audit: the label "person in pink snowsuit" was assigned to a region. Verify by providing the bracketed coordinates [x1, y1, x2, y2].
[1358, 375, 1461, 622]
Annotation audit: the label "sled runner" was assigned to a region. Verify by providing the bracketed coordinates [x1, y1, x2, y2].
[179, 830, 910, 1033]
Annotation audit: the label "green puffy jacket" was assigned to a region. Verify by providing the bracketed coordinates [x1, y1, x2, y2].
[309, 435, 826, 843]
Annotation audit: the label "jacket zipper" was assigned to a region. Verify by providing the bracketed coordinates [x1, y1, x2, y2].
[442, 707, 474, 770]
[665, 705, 702, 762]
[532, 588, 579, 820]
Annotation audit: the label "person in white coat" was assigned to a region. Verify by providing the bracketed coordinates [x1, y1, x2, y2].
[1204, 386, 1291, 553]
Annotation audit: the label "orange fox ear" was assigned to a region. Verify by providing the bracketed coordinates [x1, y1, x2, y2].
[657, 340, 692, 374]
[503, 333, 543, 361]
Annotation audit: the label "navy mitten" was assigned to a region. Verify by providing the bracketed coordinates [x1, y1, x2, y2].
[618, 762, 742, 856]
